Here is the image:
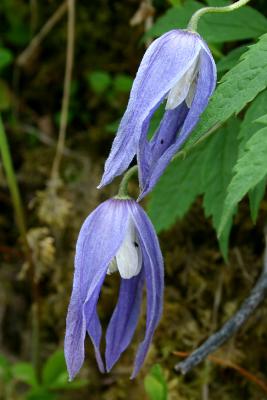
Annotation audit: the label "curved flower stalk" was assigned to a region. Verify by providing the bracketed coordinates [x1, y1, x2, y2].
[98, 29, 216, 199]
[64, 198, 164, 379]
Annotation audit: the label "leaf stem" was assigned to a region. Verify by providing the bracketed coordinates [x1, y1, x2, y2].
[187, 0, 252, 32]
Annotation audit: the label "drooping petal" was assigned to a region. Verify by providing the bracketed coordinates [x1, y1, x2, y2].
[105, 271, 145, 371]
[85, 277, 106, 373]
[139, 45, 216, 199]
[64, 199, 130, 380]
[138, 104, 188, 189]
[128, 202, 164, 378]
[98, 30, 202, 188]
[116, 217, 142, 279]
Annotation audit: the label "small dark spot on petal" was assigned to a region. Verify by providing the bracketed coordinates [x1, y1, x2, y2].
[160, 139, 164, 144]
[134, 241, 139, 248]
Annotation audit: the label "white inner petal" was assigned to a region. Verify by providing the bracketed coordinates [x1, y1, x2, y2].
[185, 76, 197, 108]
[107, 258, 118, 275]
[166, 55, 200, 110]
[111, 218, 142, 279]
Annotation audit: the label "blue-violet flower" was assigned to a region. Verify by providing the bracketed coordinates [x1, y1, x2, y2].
[98, 29, 216, 199]
[64, 198, 164, 379]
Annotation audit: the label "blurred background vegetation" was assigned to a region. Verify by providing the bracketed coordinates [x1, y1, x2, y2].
[1, 0, 267, 399]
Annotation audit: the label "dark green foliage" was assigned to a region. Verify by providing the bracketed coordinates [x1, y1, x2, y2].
[148, 118, 240, 257]
[146, 0, 267, 42]
[0, 350, 88, 399]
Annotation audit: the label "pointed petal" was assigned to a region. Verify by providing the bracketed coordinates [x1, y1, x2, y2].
[85, 277, 106, 373]
[105, 271, 145, 371]
[138, 104, 188, 190]
[64, 199, 130, 380]
[150, 105, 189, 157]
[128, 203, 164, 378]
[98, 30, 201, 188]
[139, 46, 216, 199]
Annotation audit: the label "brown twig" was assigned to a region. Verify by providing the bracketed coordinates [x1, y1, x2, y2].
[173, 351, 267, 394]
[51, 0, 75, 180]
[17, 2, 68, 67]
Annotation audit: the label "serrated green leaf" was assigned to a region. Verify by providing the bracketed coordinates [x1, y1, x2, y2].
[144, 364, 167, 400]
[238, 90, 267, 221]
[187, 33, 267, 148]
[148, 144, 204, 232]
[202, 119, 239, 257]
[248, 178, 267, 223]
[238, 90, 267, 151]
[42, 349, 66, 386]
[219, 127, 267, 235]
[217, 46, 247, 74]
[12, 362, 38, 388]
[148, 119, 239, 256]
[255, 114, 267, 125]
[147, 1, 267, 43]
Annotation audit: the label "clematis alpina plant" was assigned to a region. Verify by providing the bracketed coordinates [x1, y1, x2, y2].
[64, 198, 164, 379]
[98, 29, 216, 199]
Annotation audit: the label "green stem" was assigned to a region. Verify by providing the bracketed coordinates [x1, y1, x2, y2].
[0, 116, 41, 382]
[116, 165, 138, 198]
[187, 0, 252, 31]
[0, 115, 28, 246]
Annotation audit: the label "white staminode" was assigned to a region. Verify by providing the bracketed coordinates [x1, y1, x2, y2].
[166, 54, 200, 110]
[107, 218, 142, 279]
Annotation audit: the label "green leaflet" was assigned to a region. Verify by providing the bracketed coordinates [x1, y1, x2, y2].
[217, 46, 248, 74]
[146, 1, 267, 43]
[238, 90, 267, 152]
[255, 115, 267, 125]
[42, 350, 66, 386]
[238, 90, 267, 221]
[186, 33, 267, 148]
[148, 146, 203, 232]
[148, 119, 239, 257]
[249, 179, 266, 223]
[219, 127, 267, 236]
[202, 119, 239, 257]
[144, 364, 168, 400]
